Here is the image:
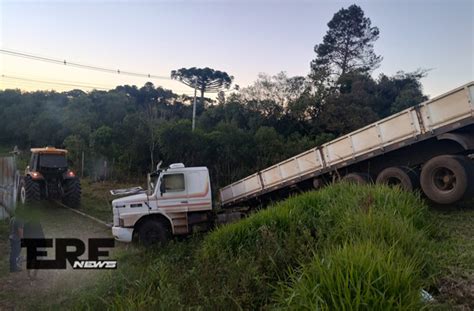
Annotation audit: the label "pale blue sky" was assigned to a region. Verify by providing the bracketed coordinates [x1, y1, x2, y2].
[0, 0, 473, 97]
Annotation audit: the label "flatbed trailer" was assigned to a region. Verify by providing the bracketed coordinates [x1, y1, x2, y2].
[220, 81, 474, 207]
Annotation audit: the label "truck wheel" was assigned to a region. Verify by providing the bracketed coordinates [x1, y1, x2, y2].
[420, 155, 474, 204]
[62, 178, 81, 208]
[342, 173, 371, 185]
[19, 176, 40, 205]
[312, 177, 326, 190]
[376, 166, 418, 191]
[138, 219, 170, 246]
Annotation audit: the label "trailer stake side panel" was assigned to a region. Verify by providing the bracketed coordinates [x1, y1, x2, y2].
[419, 87, 473, 132]
[220, 173, 263, 205]
[220, 147, 324, 206]
[260, 148, 324, 188]
[219, 82, 474, 208]
[322, 108, 422, 168]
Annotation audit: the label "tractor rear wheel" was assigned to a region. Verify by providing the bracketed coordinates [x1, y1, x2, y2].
[62, 178, 81, 208]
[19, 176, 41, 205]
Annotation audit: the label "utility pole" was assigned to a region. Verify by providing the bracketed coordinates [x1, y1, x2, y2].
[192, 76, 197, 131]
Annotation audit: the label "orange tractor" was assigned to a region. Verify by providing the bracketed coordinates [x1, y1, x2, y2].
[19, 147, 81, 208]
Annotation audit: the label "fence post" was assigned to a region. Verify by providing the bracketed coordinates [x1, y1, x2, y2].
[81, 151, 84, 178]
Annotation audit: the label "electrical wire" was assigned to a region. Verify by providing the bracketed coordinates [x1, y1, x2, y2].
[0, 49, 236, 95]
[1, 74, 111, 90]
[0, 74, 198, 95]
[0, 49, 172, 80]
[2, 74, 114, 89]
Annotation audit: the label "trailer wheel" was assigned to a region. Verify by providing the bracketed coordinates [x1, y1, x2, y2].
[376, 166, 418, 191]
[138, 219, 170, 246]
[62, 178, 81, 208]
[420, 155, 474, 204]
[342, 173, 371, 185]
[19, 176, 40, 205]
[312, 177, 325, 190]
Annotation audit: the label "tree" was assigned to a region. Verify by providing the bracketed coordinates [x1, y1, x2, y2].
[240, 72, 308, 108]
[89, 125, 114, 159]
[316, 72, 379, 135]
[217, 91, 226, 105]
[375, 70, 428, 116]
[63, 134, 86, 172]
[310, 4, 382, 85]
[136, 82, 176, 170]
[254, 127, 285, 168]
[170, 67, 234, 106]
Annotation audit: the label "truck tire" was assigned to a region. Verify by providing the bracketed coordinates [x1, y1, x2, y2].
[312, 177, 325, 190]
[420, 155, 474, 204]
[138, 219, 170, 246]
[342, 173, 371, 185]
[62, 178, 81, 208]
[376, 166, 419, 191]
[19, 176, 40, 205]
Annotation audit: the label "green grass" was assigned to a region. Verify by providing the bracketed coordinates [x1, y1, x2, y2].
[274, 241, 423, 310]
[55, 183, 437, 310]
[427, 200, 474, 308]
[3, 182, 473, 309]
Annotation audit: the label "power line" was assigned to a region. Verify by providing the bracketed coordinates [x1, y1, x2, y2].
[0, 81, 42, 89]
[0, 74, 198, 94]
[1, 49, 239, 96]
[1, 74, 111, 90]
[2, 74, 115, 89]
[0, 49, 172, 80]
[0, 79, 106, 91]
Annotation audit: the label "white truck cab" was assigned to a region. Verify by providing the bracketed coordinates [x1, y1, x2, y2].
[112, 163, 212, 244]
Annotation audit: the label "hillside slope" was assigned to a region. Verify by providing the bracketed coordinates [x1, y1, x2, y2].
[59, 184, 439, 310]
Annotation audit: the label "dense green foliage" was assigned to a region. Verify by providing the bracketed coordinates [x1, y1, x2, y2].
[0, 70, 426, 188]
[60, 184, 434, 309]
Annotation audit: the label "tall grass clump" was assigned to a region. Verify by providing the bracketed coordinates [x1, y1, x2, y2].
[62, 183, 435, 310]
[274, 241, 424, 310]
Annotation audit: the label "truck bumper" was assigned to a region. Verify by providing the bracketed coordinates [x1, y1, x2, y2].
[112, 226, 133, 243]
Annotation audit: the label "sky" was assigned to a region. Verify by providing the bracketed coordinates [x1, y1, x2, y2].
[0, 0, 473, 98]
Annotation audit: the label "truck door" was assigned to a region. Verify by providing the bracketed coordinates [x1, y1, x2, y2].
[185, 170, 212, 212]
[158, 172, 188, 212]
